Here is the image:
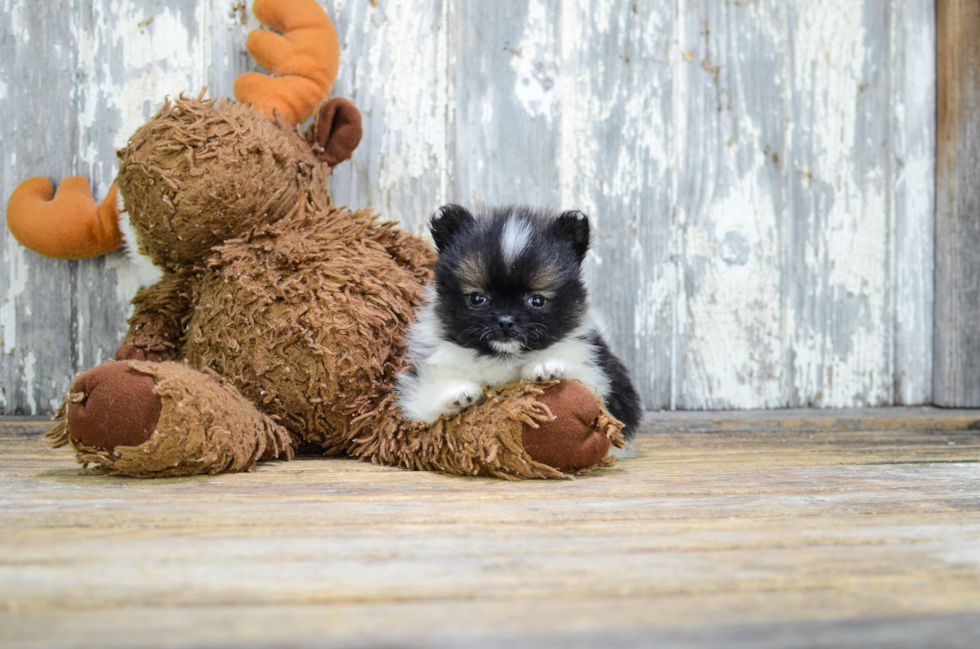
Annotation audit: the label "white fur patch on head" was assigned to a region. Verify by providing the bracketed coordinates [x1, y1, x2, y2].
[500, 215, 532, 267]
[489, 340, 522, 355]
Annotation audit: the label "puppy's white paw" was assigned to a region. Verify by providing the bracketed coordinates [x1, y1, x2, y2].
[437, 381, 484, 417]
[521, 359, 568, 383]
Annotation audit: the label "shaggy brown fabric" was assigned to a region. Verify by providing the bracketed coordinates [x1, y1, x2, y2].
[115, 345, 171, 363]
[348, 381, 624, 480]
[49, 361, 292, 478]
[119, 271, 195, 359]
[522, 381, 625, 472]
[50, 95, 625, 480]
[64, 362, 162, 451]
[116, 95, 328, 271]
[312, 97, 363, 166]
[181, 201, 433, 451]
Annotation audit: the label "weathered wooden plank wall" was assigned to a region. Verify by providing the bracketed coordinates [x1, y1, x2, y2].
[936, 0, 980, 408]
[1, 1, 79, 416]
[0, 0, 936, 415]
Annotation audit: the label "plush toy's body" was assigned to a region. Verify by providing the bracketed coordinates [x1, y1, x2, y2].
[112, 98, 435, 457]
[7, 0, 625, 479]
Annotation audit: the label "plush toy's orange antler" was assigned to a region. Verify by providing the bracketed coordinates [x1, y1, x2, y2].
[6, 178, 121, 259]
[234, 0, 341, 124]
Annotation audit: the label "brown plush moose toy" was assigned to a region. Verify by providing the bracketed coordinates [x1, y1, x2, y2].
[5, 0, 624, 479]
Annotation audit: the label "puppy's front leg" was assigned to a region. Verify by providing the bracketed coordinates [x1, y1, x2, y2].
[437, 380, 485, 417]
[521, 359, 568, 383]
[403, 378, 485, 423]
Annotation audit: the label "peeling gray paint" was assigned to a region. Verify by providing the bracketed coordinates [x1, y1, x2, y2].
[0, 0, 936, 414]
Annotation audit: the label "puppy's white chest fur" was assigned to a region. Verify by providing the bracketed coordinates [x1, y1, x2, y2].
[397, 302, 611, 423]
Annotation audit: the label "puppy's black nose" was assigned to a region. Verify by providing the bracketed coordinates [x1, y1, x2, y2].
[497, 315, 515, 333]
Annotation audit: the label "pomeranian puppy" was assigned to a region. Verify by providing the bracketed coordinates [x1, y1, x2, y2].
[397, 204, 642, 440]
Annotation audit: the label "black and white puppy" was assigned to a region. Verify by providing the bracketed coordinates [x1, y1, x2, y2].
[397, 204, 642, 440]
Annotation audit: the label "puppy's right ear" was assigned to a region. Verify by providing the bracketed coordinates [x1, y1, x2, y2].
[429, 204, 475, 252]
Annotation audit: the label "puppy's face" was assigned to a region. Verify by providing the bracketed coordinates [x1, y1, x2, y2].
[429, 205, 591, 357]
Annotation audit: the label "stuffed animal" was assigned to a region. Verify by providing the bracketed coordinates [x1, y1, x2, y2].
[4, 0, 624, 479]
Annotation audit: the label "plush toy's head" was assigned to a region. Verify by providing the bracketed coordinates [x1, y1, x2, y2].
[117, 96, 361, 269]
[6, 0, 360, 263]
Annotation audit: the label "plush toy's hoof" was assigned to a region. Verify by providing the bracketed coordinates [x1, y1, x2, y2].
[522, 381, 613, 472]
[66, 362, 162, 451]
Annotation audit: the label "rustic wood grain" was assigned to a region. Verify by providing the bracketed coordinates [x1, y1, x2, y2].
[207, 0, 257, 103]
[674, 0, 789, 409]
[324, 0, 451, 236]
[890, 0, 936, 405]
[935, 0, 980, 407]
[2, 416, 979, 646]
[562, 0, 675, 410]
[786, 0, 894, 408]
[0, 1, 941, 414]
[0, 1, 77, 415]
[642, 405, 980, 434]
[452, 0, 560, 208]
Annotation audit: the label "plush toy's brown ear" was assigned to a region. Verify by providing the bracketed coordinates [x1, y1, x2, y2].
[313, 98, 363, 166]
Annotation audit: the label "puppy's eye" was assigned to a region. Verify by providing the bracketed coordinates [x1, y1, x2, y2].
[469, 293, 488, 307]
[527, 295, 546, 309]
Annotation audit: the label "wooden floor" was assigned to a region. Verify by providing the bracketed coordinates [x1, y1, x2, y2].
[2, 409, 980, 648]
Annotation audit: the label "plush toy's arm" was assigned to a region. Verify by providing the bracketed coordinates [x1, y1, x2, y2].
[116, 273, 195, 362]
[348, 381, 625, 480]
[370, 225, 438, 285]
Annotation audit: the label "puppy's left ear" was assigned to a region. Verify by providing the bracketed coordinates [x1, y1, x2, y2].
[311, 98, 363, 167]
[552, 210, 592, 263]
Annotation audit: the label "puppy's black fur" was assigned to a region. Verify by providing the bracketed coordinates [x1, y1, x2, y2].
[586, 331, 642, 438]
